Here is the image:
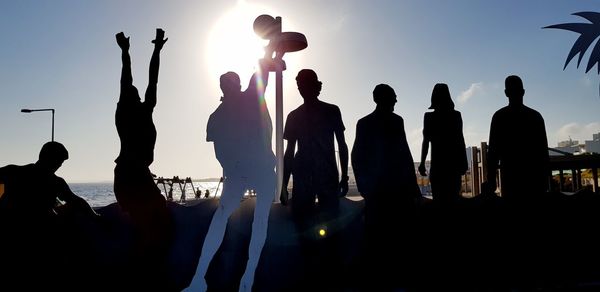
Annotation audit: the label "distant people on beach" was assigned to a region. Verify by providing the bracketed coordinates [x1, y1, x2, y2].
[0, 141, 99, 288]
[351, 84, 421, 288]
[418, 83, 468, 206]
[167, 181, 174, 201]
[281, 69, 349, 289]
[113, 29, 171, 289]
[484, 75, 549, 201]
[186, 59, 276, 292]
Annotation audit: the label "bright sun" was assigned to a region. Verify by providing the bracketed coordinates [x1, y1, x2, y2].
[206, 1, 273, 81]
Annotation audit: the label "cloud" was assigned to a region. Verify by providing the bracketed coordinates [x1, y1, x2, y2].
[556, 122, 600, 142]
[457, 82, 484, 104]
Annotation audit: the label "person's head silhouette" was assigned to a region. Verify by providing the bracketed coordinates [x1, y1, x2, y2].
[296, 69, 322, 102]
[429, 83, 455, 111]
[373, 84, 397, 112]
[504, 75, 525, 106]
[220, 71, 242, 100]
[126, 85, 141, 102]
[37, 141, 69, 174]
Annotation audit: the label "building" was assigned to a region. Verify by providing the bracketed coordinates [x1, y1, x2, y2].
[555, 138, 584, 155]
[585, 132, 600, 154]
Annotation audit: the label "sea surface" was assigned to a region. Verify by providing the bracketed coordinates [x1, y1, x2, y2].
[70, 180, 429, 208]
[69, 181, 222, 208]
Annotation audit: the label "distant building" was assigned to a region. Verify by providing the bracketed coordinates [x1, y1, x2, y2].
[585, 132, 600, 154]
[555, 138, 583, 155]
[558, 139, 579, 148]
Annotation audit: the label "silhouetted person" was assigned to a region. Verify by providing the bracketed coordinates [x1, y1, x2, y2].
[186, 60, 276, 292]
[114, 29, 171, 289]
[483, 75, 550, 288]
[167, 181, 174, 201]
[281, 69, 349, 290]
[204, 189, 210, 199]
[351, 84, 421, 289]
[418, 83, 468, 207]
[0, 141, 99, 289]
[484, 75, 549, 202]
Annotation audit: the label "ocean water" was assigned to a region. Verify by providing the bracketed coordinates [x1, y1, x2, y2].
[69, 181, 222, 208]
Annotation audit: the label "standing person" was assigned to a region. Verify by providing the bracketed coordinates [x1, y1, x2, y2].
[418, 83, 468, 207]
[185, 59, 276, 292]
[114, 29, 171, 289]
[281, 69, 349, 289]
[351, 84, 421, 289]
[483, 75, 550, 288]
[484, 75, 549, 201]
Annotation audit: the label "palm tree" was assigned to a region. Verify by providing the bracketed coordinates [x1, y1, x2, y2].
[544, 12, 600, 95]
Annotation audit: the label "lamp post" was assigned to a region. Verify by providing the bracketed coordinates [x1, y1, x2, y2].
[254, 15, 307, 201]
[21, 108, 55, 141]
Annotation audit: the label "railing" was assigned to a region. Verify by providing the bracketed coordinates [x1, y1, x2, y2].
[467, 143, 600, 195]
[548, 154, 600, 193]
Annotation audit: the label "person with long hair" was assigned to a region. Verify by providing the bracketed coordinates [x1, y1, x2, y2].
[418, 83, 468, 206]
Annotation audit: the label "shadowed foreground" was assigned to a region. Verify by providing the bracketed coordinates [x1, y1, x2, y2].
[3, 192, 600, 291]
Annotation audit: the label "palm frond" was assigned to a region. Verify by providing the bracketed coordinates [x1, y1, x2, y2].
[544, 12, 600, 73]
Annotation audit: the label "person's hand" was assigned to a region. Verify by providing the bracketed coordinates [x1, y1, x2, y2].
[152, 28, 168, 50]
[418, 163, 427, 176]
[280, 187, 289, 206]
[338, 176, 349, 197]
[116, 32, 130, 51]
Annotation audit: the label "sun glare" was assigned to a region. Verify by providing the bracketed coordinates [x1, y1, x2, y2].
[206, 2, 273, 82]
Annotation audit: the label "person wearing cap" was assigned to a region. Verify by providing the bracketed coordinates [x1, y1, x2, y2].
[418, 83, 468, 207]
[351, 84, 421, 289]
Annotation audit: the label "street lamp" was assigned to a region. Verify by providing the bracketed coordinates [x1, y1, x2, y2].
[21, 108, 55, 141]
[254, 14, 307, 201]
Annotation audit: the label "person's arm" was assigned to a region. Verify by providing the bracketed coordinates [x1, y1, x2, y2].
[245, 58, 271, 97]
[116, 32, 132, 102]
[145, 28, 168, 109]
[280, 138, 296, 205]
[458, 112, 468, 174]
[334, 107, 349, 197]
[419, 114, 430, 176]
[335, 128, 349, 197]
[484, 114, 499, 194]
[419, 139, 429, 176]
[56, 178, 99, 217]
[351, 121, 365, 196]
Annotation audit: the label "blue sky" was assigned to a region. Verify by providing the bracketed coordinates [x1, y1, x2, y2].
[1, 0, 599, 182]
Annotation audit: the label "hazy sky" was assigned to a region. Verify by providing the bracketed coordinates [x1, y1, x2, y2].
[1, 0, 599, 182]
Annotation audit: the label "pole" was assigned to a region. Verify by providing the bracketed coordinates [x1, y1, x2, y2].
[253, 14, 306, 202]
[276, 67, 284, 202]
[51, 109, 55, 141]
[21, 108, 55, 141]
